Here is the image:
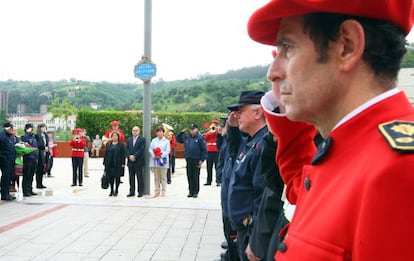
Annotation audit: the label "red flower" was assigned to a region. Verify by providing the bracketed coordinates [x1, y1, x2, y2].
[153, 147, 162, 157]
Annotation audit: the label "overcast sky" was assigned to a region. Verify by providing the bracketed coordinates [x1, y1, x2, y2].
[0, 0, 272, 83]
[1, 0, 413, 83]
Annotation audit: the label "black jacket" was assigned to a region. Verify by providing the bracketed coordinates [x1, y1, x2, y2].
[126, 136, 146, 167]
[103, 142, 126, 177]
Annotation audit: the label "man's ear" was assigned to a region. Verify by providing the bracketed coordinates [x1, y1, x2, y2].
[336, 19, 365, 71]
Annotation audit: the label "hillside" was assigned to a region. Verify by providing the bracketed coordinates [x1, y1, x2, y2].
[0, 65, 270, 113]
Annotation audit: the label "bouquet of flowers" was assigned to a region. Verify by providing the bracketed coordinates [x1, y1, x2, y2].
[153, 147, 167, 167]
[15, 143, 38, 165]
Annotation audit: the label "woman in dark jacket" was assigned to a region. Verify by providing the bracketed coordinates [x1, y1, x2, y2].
[103, 132, 126, 196]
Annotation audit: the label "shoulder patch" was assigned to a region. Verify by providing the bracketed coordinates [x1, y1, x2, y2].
[378, 120, 414, 152]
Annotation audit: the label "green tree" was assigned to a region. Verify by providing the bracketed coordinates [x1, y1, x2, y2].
[402, 45, 414, 68]
[49, 97, 77, 130]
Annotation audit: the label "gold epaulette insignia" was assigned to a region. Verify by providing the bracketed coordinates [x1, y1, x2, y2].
[378, 120, 414, 152]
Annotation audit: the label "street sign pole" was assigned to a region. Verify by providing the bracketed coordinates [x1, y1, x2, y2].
[137, 0, 154, 195]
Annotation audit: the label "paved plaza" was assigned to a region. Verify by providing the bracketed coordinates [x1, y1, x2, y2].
[0, 157, 224, 261]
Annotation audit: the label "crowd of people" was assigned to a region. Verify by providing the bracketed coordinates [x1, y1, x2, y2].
[2, 1, 414, 260]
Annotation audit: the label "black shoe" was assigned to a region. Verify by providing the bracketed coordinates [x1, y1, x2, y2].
[23, 193, 32, 197]
[192, 194, 198, 198]
[221, 241, 228, 249]
[216, 183, 221, 187]
[126, 193, 134, 197]
[71, 184, 76, 187]
[37, 185, 47, 189]
[137, 194, 143, 197]
[203, 183, 211, 186]
[79, 184, 83, 186]
[109, 192, 113, 196]
[167, 180, 171, 184]
[1, 195, 16, 201]
[47, 175, 54, 178]
[187, 193, 193, 198]
[220, 251, 229, 261]
[114, 191, 118, 196]
[30, 191, 38, 196]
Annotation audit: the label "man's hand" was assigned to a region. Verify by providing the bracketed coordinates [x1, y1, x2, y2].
[129, 155, 136, 161]
[246, 244, 261, 261]
[228, 111, 239, 127]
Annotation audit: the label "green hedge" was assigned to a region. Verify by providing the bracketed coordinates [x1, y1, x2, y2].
[76, 109, 224, 139]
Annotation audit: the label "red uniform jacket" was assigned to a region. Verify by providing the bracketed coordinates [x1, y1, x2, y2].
[204, 130, 218, 153]
[262, 91, 414, 261]
[69, 137, 87, 158]
[169, 134, 176, 155]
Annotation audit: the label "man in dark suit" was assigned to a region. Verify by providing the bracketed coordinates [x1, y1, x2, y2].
[126, 126, 146, 197]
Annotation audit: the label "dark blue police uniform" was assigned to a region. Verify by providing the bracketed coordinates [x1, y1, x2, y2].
[219, 137, 240, 261]
[176, 128, 207, 197]
[227, 125, 267, 260]
[0, 124, 17, 200]
[21, 129, 39, 196]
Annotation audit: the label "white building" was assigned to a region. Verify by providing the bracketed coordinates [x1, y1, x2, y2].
[8, 113, 76, 131]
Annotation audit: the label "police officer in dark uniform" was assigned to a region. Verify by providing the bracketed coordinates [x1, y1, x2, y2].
[0, 122, 17, 201]
[246, 131, 289, 261]
[35, 123, 48, 189]
[21, 123, 39, 197]
[226, 90, 267, 261]
[218, 118, 240, 261]
[176, 123, 207, 198]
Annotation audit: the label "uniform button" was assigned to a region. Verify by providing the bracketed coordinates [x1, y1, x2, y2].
[304, 177, 311, 191]
[278, 242, 287, 253]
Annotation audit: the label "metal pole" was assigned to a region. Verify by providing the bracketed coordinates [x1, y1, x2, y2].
[143, 0, 152, 195]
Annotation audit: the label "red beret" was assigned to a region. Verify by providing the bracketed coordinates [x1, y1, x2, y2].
[72, 128, 81, 135]
[248, 0, 414, 46]
[110, 121, 120, 126]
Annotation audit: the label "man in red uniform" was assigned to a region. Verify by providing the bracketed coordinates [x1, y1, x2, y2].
[248, 0, 414, 260]
[69, 128, 87, 187]
[104, 121, 125, 143]
[204, 120, 220, 186]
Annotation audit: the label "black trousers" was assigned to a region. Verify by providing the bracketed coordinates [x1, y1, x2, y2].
[128, 165, 144, 195]
[36, 151, 46, 187]
[166, 154, 175, 183]
[236, 226, 251, 261]
[206, 151, 218, 184]
[72, 157, 84, 185]
[47, 153, 53, 175]
[223, 216, 240, 261]
[22, 158, 37, 194]
[109, 176, 120, 193]
[186, 158, 200, 195]
[0, 156, 14, 198]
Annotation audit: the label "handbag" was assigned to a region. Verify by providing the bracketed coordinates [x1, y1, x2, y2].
[101, 172, 109, 189]
[14, 164, 23, 176]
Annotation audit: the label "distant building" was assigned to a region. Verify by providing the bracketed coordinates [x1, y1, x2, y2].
[90, 103, 101, 110]
[40, 104, 48, 114]
[8, 113, 76, 131]
[17, 104, 27, 114]
[0, 90, 8, 114]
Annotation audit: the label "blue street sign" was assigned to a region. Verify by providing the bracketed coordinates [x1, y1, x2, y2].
[134, 62, 156, 80]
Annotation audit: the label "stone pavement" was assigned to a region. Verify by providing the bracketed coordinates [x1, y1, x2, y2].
[0, 157, 225, 261]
